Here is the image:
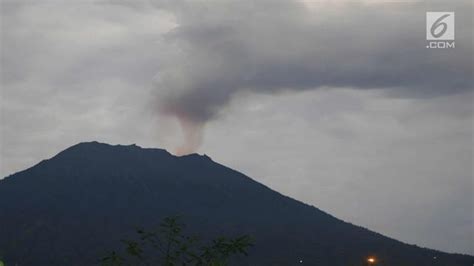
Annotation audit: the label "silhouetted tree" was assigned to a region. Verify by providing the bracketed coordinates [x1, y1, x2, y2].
[100, 216, 253, 266]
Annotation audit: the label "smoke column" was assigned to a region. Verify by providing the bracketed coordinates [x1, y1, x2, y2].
[154, 0, 472, 155]
[174, 115, 204, 156]
[158, 95, 212, 156]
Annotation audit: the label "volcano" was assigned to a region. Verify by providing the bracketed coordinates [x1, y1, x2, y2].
[0, 142, 472, 265]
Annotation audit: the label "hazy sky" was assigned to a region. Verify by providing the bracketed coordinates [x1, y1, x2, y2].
[1, 0, 473, 255]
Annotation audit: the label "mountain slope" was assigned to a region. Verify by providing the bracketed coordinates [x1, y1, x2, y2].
[0, 142, 472, 265]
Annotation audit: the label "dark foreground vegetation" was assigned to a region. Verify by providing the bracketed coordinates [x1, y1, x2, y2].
[101, 216, 253, 266]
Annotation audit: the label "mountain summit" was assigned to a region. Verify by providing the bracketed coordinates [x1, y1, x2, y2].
[0, 142, 472, 265]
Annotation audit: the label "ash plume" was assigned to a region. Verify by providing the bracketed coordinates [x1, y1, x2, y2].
[156, 0, 473, 154]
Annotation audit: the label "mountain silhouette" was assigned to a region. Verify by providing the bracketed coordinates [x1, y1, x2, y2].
[0, 142, 472, 265]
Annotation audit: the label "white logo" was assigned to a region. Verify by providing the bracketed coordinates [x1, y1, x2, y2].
[426, 12, 455, 48]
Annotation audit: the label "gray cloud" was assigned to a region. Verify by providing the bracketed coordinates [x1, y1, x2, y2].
[152, 0, 473, 152]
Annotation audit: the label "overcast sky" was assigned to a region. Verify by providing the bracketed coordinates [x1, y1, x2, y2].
[1, 0, 473, 255]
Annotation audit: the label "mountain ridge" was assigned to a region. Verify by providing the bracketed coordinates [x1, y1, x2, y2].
[1, 141, 473, 265]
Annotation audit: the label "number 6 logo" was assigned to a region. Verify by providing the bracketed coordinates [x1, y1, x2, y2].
[426, 12, 455, 40]
[431, 14, 450, 38]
